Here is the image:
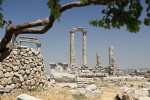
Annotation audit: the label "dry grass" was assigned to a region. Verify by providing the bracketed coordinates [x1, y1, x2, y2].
[0, 81, 144, 100]
[0, 87, 73, 100]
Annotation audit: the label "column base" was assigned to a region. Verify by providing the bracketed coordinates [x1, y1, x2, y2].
[81, 64, 88, 70]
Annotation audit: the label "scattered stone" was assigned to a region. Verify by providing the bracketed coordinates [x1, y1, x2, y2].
[85, 84, 102, 96]
[17, 94, 43, 100]
[116, 87, 150, 100]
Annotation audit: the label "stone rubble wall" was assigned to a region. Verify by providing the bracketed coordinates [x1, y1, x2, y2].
[0, 46, 46, 95]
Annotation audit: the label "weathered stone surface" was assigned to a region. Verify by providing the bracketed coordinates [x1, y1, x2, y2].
[5, 72, 12, 78]
[53, 72, 76, 83]
[11, 89, 23, 93]
[0, 85, 4, 90]
[12, 66, 19, 71]
[17, 94, 43, 100]
[86, 84, 102, 96]
[0, 78, 8, 86]
[116, 87, 150, 100]
[0, 71, 4, 78]
[7, 77, 13, 84]
[0, 45, 46, 95]
[4, 85, 14, 92]
[86, 84, 97, 91]
[139, 97, 150, 100]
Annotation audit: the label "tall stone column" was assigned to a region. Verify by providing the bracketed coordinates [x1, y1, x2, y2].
[96, 53, 100, 66]
[109, 46, 113, 66]
[70, 31, 76, 66]
[82, 31, 87, 67]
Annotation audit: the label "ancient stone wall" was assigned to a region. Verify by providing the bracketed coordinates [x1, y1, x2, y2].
[0, 46, 46, 95]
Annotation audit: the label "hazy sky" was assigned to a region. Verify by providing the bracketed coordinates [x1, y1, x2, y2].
[0, 0, 150, 73]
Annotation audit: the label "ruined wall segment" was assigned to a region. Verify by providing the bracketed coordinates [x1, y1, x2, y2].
[0, 45, 46, 95]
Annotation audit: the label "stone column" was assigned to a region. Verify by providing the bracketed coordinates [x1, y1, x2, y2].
[70, 31, 76, 66]
[109, 46, 113, 66]
[96, 53, 100, 66]
[82, 31, 87, 66]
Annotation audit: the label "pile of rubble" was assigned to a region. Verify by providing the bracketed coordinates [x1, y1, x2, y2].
[0, 46, 47, 95]
[115, 87, 150, 100]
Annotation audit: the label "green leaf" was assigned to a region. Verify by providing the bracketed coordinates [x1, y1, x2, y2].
[0, 0, 3, 5]
[144, 18, 150, 26]
[0, 12, 3, 20]
[0, 12, 3, 28]
[89, 20, 98, 27]
[47, 0, 54, 9]
[80, 0, 88, 4]
[98, 20, 104, 27]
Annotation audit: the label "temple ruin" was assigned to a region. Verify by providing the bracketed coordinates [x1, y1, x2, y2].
[70, 27, 88, 69]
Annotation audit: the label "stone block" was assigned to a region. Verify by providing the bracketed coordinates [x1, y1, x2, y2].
[0, 71, 4, 78]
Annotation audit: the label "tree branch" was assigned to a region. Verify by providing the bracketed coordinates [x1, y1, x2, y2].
[60, 0, 115, 13]
[0, 0, 115, 61]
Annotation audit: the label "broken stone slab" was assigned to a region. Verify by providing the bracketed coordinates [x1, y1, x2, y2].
[139, 97, 150, 100]
[86, 84, 97, 91]
[17, 94, 42, 100]
[85, 84, 102, 96]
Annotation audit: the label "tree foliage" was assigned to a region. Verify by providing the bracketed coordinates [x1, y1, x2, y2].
[89, 0, 149, 33]
[0, 0, 3, 27]
[46, 0, 150, 33]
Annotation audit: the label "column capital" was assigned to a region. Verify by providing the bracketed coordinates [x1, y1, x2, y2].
[83, 30, 87, 33]
[70, 30, 74, 33]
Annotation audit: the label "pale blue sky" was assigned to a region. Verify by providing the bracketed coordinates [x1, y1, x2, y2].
[0, 0, 150, 73]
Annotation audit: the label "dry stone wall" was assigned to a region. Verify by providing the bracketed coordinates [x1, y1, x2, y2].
[0, 46, 46, 95]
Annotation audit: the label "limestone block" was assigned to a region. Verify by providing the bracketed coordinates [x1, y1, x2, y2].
[26, 69, 30, 75]
[85, 84, 102, 96]
[12, 50, 18, 55]
[10, 84, 15, 90]
[0, 71, 4, 78]
[23, 74, 28, 81]
[21, 85, 28, 90]
[20, 70, 25, 75]
[28, 75, 34, 79]
[11, 89, 23, 93]
[30, 79, 36, 86]
[15, 83, 21, 88]
[7, 77, 13, 85]
[139, 97, 150, 100]
[0, 78, 8, 86]
[4, 85, 14, 93]
[86, 84, 97, 91]
[2, 68, 6, 73]
[24, 59, 30, 64]
[14, 72, 24, 82]
[12, 66, 19, 71]
[0, 85, 4, 90]
[12, 77, 20, 83]
[30, 70, 35, 75]
[5, 72, 12, 78]
[6, 67, 12, 72]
